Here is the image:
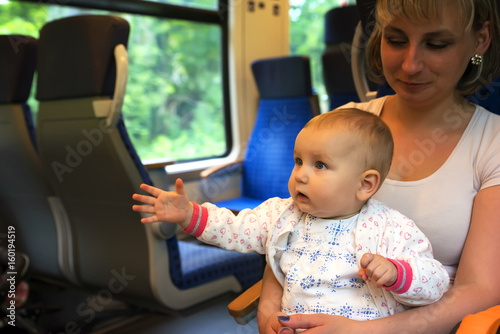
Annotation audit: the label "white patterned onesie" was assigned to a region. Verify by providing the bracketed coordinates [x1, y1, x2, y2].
[183, 198, 450, 319]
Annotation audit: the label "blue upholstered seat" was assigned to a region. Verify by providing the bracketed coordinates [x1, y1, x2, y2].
[322, 5, 363, 110]
[202, 56, 318, 212]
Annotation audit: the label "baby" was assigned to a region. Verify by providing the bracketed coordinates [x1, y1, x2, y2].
[133, 108, 449, 320]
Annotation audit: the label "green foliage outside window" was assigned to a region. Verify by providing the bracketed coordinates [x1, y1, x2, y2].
[290, 0, 357, 113]
[0, 1, 226, 163]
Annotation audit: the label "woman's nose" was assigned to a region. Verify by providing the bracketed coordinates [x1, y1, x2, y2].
[401, 44, 424, 75]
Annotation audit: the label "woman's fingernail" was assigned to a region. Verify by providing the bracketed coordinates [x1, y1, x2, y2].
[280, 328, 292, 333]
[278, 315, 290, 322]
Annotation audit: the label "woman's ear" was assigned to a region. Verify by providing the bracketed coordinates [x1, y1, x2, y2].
[356, 170, 380, 202]
[475, 21, 492, 55]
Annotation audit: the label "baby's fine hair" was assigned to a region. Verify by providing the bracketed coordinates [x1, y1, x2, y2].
[304, 108, 394, 181]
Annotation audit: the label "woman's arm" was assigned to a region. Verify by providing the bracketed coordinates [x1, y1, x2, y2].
[257, 264, 291, 334]
[280, 185, 500, 333]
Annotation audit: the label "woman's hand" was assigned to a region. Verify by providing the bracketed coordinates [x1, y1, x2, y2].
[257, 264, 291, 333]
[277, 313, 368, 334]
[259, 312, 294, 334]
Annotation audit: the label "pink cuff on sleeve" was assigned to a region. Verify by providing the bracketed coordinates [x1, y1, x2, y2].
[383, 258, 413, 294]
[182, 202, 208, 238]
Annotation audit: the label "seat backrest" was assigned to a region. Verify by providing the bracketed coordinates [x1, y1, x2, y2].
[0, 35, 76, 283]
[322, 5, 363, 110]
[35, 15, 169, 300]
[242, 56, 317, 201]
[356, 0, 376, 31]
[351, 0, 385, 102]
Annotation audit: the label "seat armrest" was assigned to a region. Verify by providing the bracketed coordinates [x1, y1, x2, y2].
[228, 279, 262, 325]
[453, 305, 500, 334]
[145, 160, 176, 170]
[200, 159, 244, 202]
[200, 158, 244, 179]
[144, 160, 175, 190]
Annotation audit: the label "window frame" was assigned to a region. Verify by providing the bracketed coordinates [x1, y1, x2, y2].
[14, 0, 234, 166]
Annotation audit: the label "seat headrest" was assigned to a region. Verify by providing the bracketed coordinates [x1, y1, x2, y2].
[0, 35, 37, 104]
[36, 15, 130, 101]
[324, 5, 360, 45]
[356, 0, 376, 31]
[251, 56, 312, 99]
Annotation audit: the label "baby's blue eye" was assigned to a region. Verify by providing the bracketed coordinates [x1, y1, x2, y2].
[315, 161, 326, 169]
[295, 158, 303, 166]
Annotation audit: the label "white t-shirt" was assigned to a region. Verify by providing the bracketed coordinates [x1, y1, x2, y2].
[341, 96, 500, 279]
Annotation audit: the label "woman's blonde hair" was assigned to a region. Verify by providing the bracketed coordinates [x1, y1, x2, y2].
[304, 108, 394, 182]
[365, 0, 500, 96]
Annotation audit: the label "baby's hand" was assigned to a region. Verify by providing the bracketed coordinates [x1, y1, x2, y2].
[358, 253, 397, 288]
[132, 178, 193, 228]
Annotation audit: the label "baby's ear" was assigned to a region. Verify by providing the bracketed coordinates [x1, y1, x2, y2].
[356, 170, 380, 201]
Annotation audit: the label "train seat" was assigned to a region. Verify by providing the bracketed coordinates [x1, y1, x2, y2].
[352, 0, 395, 102]
[0, 35, 76, 285]
[201, 55, 318, 212]
[322, 5, 365, 110]
[468, 77, 500, 115]
[35, 15, 263, 311]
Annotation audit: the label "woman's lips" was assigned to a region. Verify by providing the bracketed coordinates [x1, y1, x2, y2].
[400, 80, 429, 88]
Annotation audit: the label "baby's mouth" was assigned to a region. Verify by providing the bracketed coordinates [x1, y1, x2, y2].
[297, 191, 309, 201]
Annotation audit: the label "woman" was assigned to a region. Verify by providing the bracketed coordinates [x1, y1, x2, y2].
[259, 0, 500, 333]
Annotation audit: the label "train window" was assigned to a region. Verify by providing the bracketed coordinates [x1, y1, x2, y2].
[146, 0, 218, 10]
[0, 0, 229, 164]
[290, 0, 356, 112]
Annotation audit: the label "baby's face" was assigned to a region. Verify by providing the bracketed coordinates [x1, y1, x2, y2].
[288, 127, 365, 219]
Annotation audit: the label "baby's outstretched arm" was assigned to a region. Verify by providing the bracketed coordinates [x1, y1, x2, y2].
[358, 253, 397, 288]
[132, 178, 193, 229]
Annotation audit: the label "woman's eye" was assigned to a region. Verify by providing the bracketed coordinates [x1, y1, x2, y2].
[426, 41, 450, 50]
[385, 37, 406, 47]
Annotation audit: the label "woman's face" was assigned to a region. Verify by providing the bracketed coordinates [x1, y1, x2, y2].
[380, 6, 479, 108]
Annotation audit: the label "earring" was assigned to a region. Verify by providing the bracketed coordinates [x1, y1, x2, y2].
[471, 54, 483, 66]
